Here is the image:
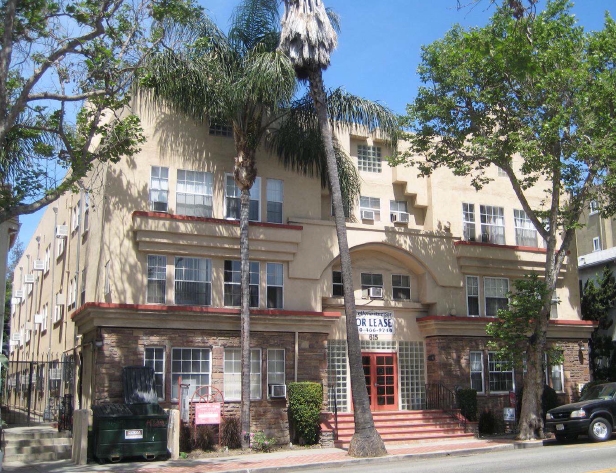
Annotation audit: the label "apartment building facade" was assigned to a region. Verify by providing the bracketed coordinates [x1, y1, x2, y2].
[8, 100, 594, 440]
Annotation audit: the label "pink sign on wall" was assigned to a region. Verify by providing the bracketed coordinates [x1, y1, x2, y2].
[194, 403, 221, 425]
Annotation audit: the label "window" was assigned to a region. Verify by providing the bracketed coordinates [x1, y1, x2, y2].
[209, 123, 233, 137]
[226, 175, 260, 221]
[56, 233, 65, 258]
[224, 348, 262, 400]
[590, 200, 599, 215]
[484, 277, 508, 317]
[545, 354, 564, 392]
[267, 349, 285, 391]
[470, 351, 484, 393]
[497, 167, 507, 177]
[392, 275, 411, 300]
[104, 260, 111, 295]
[41, 304, 48, 333]
[593, 237, 601, 252]
[359, 196, 381, 221]
[71, 201, 80, 233]
[390, 201, 408, 223]
[266, 263, 283, 309]
[224, 260, 259, 307]
[357, 144, 382, 173]
[44, 245, 51, 274]
[147, 255, 166, 304]
[68, 275, 77, 309]
[480, 205, 505, 244]
[488, 352, 514, 392]
[176, 170, 213, 217]
[361, 273, 383, 298]
[266, 179, 283, 224]
[80, 268, 86, 306]
[82, 193, 90, 233]
[514, 210, 538, 247]
[330, 197, 351, 218]
[332, 270, 343, 297]
[145, 347, 165, 400]
[463, 203, 476, 241]
[171, 348, 210, 401]
[175, 257, 211, 306]
[150, 166, 169, 212]
[466, 276, 480, 316]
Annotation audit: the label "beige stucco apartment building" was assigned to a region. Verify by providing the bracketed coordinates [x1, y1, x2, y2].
[8, 100, 595, 440]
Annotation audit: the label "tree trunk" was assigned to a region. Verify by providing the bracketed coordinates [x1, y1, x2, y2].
[307, 70, 387, 458]
[239, 187, 251, 449]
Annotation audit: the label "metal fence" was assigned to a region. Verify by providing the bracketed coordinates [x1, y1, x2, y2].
[1, 357, 75, 430]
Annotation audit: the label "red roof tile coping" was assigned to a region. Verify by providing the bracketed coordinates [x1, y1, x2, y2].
[72, 302, 339, 319]
[132, 211, 303, 230]
[417, 315, 596, 326]
[454, 240, 548, 253]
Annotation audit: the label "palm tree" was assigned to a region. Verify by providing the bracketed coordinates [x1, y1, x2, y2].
[143, 0, 397, 450]
[280, 0, 396, 458]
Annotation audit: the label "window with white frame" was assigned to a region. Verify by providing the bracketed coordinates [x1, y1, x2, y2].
[590, 200, 599, 215]
[56, 234, 65, 258]
[68, 275, 77, 309]
[150, 166, 169, 212]
[267, 349, 285, 392]
[171, 348, 210, 401]
[357, 144, 382, 172]
[147, 255, 166, 304]
[44, 245, 51, 274]
[462, 203, 476, 241]
[224, 260, 259, 307]
[226, 175, 260, 221]
[41, 304, 48, 332]
[484, 277, 508, 317]
[266, 263, 283, 309]
[175, 257, 211, 306]
[480, 205, 505, 244]
[361, 273, 383, 298]
[82, 193, 90, 233]
[593, 237, 601, 252]
[390, 201, 408, 223]
[80, 268, 86, 306]
[176, 170, 213, 217]
[266, 179, 283, 224]
[359, 196, 380, 221]
[145, 347, 165, 400]
[466, 276, 480, 316]
[71, 201, 80, 233]
[224, 348, 262, 400]
[392, 275, 411, 300]
[488, 352, 514, 392]
[514, 209, 538, 247]
[545, 354, 564, 392]
[470, 351, 484, 393]
[332, 270, 344, 297]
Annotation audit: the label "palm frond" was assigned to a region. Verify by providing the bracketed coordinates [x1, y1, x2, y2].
[229, 0, 281, 53]
[325, 7, 341, 34]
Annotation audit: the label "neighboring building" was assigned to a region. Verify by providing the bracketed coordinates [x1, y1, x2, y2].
[8, 100, 594, 441]
[1, 217, 20, 355]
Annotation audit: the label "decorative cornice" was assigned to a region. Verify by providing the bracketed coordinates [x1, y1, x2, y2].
[132, 211, 303, 231]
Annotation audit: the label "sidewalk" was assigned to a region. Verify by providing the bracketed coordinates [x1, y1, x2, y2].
[2, 436, 545, 473]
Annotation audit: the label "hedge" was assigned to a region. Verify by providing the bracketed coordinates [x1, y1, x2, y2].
[287, 382, 323, 445]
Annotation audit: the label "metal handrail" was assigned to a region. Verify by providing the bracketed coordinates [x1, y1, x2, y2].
[329, 385, 338, 440]
[425, 383, 467, 430]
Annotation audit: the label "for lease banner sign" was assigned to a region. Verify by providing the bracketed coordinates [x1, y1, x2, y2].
[356, 311, 395, 335]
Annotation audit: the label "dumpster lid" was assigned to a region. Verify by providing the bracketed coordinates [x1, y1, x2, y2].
[122, 366, 158, 404]
[92, 403, 133, 417]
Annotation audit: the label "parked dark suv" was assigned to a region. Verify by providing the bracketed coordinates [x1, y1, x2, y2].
[546, 382, 616, 442]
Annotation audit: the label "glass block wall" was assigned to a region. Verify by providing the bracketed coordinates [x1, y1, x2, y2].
[326, 340, 348, 413]
[399, 341, 425, 410]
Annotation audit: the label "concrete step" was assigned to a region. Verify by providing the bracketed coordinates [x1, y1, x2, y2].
[2, 426, 72, 464]
[4, 450, 72, 463]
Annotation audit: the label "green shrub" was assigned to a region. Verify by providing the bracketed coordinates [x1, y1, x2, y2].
[250, 431, 275, 452]
[220, 416, 242, 449]
[478, 409, 496, 435]
[194, 425, 216, 451]
[287, 382, 323, 445]
[456, 388, 478, 421]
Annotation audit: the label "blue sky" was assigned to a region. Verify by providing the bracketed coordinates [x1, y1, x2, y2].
[15, 0, 613, 249]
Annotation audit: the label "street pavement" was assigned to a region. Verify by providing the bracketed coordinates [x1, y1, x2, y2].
[2, 436, 544, 473]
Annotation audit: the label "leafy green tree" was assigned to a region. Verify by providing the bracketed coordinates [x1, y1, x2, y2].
[280, 0, 397, 457]
[143, 0, 396, 448]
[399, 0, 616, 439]
[0, 0, 201, 223]
[581, 267, 616, 380]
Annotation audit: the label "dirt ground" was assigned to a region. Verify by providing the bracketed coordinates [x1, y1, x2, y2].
[185, 443, 324, 459]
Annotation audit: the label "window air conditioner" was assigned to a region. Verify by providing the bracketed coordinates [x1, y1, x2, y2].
[24, 274, 35, 284]
[269, 384, 287, 398]
[34, 313, 44, 324]
[49, 368, 61, 380]
[33, 260, 45, 271]
[10, 332, 21, 342]
[13, 290, 23, 299]
[56, 293, 65, 305]
[391, 211, 410, 223]
[55, 225, 69, 238]
[369, 287, 384, 299]
[361, 209, 375, 220]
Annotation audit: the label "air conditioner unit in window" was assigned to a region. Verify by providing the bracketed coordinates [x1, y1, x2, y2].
[269, 384, 287, 398]
[369, 287, 384, 299]
[55, 225, 69, 238]
[56, 293, 65, 305]
[391, 211, 410, 223]
[49, 368, 61, 380]
[361, 209, 375, 220]
[13, 290, 23, 299]
[34, 313, 44, 324]
[33, 260, 45, 271]
[24, 274, 35, 284]
[10, 332, 21, 342]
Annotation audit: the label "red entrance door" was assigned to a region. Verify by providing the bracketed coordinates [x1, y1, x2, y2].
[362, 353, 398, 411]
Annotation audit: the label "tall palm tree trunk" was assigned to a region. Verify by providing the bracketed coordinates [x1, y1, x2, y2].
[307, 70, 387, 458]
[240, 188, 251, 449]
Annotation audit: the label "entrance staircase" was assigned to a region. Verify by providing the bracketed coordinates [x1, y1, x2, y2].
[3, 425, 72, 463]
[324, 410, 475, 448]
